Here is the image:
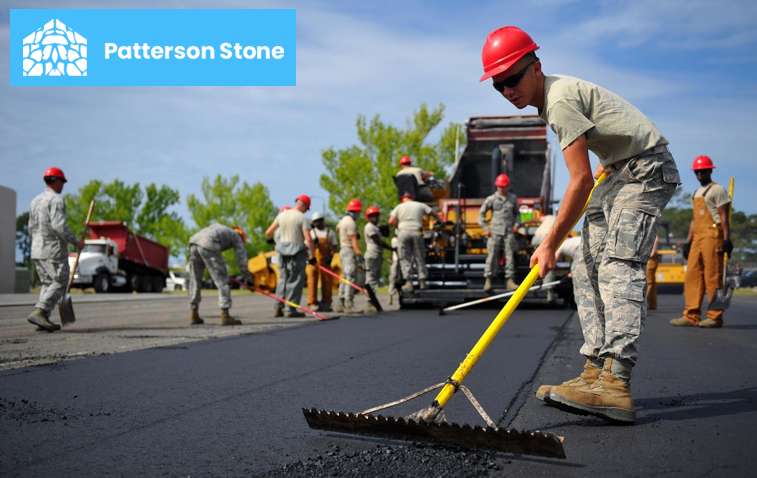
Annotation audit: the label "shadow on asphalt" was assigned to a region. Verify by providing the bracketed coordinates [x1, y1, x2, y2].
[533, 386, 757, 430]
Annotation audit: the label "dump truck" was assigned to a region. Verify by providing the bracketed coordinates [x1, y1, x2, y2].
[398, 115, 574, 307]
[69, 221, 169, 293]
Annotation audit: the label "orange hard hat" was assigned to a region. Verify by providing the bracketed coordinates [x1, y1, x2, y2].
[495, 173, 510, 188]
[400, 155, 412, 166]
[692, 155, 715, 171]
[296, 194, 311, 210]
[346, 198, 363, 212]
[365, 206, 381, 217]
[232, 226, 248, 242]
[480, 26, 539, 82]
[43, 166, 67, 182]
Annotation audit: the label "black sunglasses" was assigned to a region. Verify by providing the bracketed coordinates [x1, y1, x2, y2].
[492, 61, 535, 92]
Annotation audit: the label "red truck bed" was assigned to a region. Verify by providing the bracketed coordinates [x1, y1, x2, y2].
[86, 221, 169, 274]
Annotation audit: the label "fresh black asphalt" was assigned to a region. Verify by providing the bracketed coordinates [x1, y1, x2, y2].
[1, 295, 755, 476]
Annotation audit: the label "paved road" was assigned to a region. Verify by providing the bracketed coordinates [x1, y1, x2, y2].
[1, 295, 755, 476]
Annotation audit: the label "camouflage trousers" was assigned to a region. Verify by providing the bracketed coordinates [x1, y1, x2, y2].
[388, 248, 401, 295]
[397, 230, 427, 281]
[572, 147, 679, 367]
[484, 233, 515, 279]
[33, 258, 69, 314]
[365, 254, 382, 289]
[276, 250, 307, 313]
[188, 245, 231, 310]
[339, 247, 357, 302]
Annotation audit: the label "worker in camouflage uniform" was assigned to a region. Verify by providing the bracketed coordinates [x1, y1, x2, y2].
[266, 195, 316, 318]
[27, 167, 80, 332]
[479, 173, 519, 292]
[389, 192, 439, 293]
[364, 206, 393, 311]
[482, 26, 679, 423]
[188, 224, 251, 326]
[336, 199, 363, 313]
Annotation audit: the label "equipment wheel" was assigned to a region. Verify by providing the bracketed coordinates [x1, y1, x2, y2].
[93, 271, 111, 293]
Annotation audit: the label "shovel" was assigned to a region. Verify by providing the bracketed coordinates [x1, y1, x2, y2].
[59, 199, 96, 327]
[317, 263, 383, 312]
[439, 279, 564, 315]
[250, 286, 339, 321]
[709, 176, 735, 310]
[303, 174, 607, 459]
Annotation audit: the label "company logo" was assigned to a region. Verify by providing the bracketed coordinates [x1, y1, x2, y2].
[22, 18, 87, 77]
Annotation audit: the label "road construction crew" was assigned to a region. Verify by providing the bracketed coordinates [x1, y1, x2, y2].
[395, 155, 434, 202]
[336, 199, 363, 313]
[364, 206, 393, 310]
[389, 192, 439, 293]
[265, 195, 316, 318]
[481, 26, 679, 422]
[306, 212, 337, 312]
[27, 167, 80, 332]
[671, 156, 732, 328]
[188, 224, 251, 326]
[479, 173, 519, 292]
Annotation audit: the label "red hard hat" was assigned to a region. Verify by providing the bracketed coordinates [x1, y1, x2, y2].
[692, 155, 715, 171]
[43, 167, 67, 182]
[495, 173, 510, 188]
[346, 198, 363, 212]
[296, 194, 311, 210]
[365, 206, 381, 218]
[400, 155, 412, 166]
[480, 26, 539, 82]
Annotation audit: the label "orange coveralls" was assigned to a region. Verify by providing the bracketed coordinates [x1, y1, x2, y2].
[683, 190, 725, 323]
[306, 231, 334, 307]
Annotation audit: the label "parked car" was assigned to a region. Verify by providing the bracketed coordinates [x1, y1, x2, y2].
[739, 270, 757, 288]
[165, 271, 188, 291]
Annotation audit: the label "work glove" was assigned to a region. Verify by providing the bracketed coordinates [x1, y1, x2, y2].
[682, 241, 691, 259]
[392, 247, 398, 253]
[723, 239, 734, 255]
[308, 257, 317, 266]
[266, 237, 275, 245]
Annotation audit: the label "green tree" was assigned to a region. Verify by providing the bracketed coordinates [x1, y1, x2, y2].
[186, 175, 277, 274]
[16, 211, 31, 267]
[319, 103, 465, 217]
[64, 180, 188, 259]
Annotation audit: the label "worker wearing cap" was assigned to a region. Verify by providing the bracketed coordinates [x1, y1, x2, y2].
[481, 26, 679, 422]
[479, 173, 519, 292]
[364, 206, 393, 310]
[27, 167, 80, 332]
[336, 199, 363, 313]
[395, 155, 434, 202]
[188, 224, 251, 326]
[265, 195, 316, 318]
[671, 156, 731, 328]
[389, 193, 440, 293]
[306, 212, 337, 312]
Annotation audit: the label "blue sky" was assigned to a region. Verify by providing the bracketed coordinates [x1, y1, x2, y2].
[2, 0, 757, 226]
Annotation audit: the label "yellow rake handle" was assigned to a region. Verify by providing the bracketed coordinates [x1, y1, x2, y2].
[433, 173, 607, 409]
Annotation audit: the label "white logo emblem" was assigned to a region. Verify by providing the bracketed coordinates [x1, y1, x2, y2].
[22, 19, 87, 77]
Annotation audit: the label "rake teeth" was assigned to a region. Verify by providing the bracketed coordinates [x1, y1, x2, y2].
[302, 408, 566, 459]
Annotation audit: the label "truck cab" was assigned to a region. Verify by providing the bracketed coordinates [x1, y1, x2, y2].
[70, 238, 124, 292]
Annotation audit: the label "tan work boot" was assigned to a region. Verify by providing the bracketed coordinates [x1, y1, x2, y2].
[189, 307, 204, 325]
[549, 358, 635, 423]
[220, 308, 242, 326]
[401, 282, 414, 294]
[506, 278, 518, 290]
[670, 316, 698, 327]
[27, 308, 60, 332]
[483, 278, 493, 293]
[698, 318, 723, 328]
[419, 280, 428, 290]
[535, 359, 600, 401]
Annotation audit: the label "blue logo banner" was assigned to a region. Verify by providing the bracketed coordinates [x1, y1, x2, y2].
[10, 9, 296, 86]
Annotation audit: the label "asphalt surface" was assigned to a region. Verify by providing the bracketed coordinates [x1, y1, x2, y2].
[1, 294, 755, 476]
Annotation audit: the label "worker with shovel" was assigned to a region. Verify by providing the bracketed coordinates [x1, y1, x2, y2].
[27, 167, 81, 332]
[479, 173, 519, 292]
[266, 194, 316, 318]
[335, 199, 363, 313]
[482, 26, 679, 422]
[188, 224, 251, 326]
[671, 155, 732, 328]
[364, 206, 393, 311]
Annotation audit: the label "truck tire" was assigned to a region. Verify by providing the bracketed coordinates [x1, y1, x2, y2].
[141, 276, 153, 293]
[129, 274, 140, 293]
[152, 276, 164, 293]
[93, 272, 111, 293]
